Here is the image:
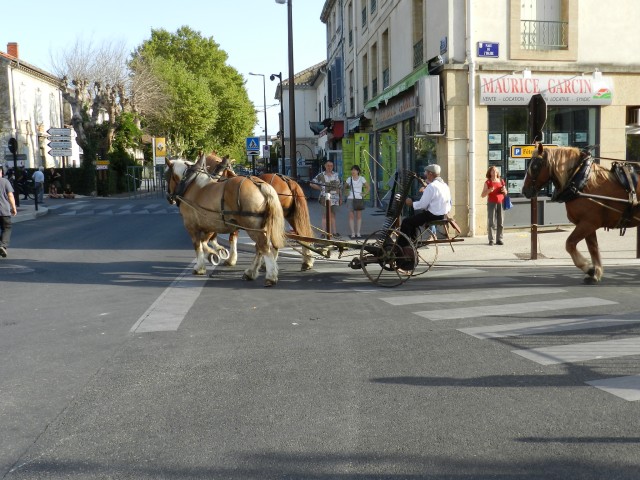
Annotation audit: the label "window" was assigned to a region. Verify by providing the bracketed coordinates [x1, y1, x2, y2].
[362, 54, 369, 103]
[371, 0, 377, 16]
[348, 69, 354, 115]
[348, 1, 353, 47]
[371, 43, 378, 97]
[361, 5, 367, 29]
[330, 57, 344, 106]
[382, 30, 390, 89]
[412, 0, 424, 68]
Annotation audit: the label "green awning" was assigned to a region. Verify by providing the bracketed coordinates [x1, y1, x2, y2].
[364, 64, 430, 110]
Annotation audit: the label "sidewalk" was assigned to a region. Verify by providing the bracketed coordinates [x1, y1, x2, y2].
[13, 198, 49, 224]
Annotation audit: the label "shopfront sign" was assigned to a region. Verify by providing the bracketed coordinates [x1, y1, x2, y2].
[479, 74, 613, 106]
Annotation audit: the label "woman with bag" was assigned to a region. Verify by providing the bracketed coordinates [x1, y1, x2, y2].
[481, 166, 508, 245]
[345, 165, 369, 239]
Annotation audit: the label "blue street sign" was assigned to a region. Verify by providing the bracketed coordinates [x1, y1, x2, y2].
[477, 41, 499, 58]
[246, 136, 260, 153]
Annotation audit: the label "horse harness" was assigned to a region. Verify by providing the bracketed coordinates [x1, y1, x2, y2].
[550, 152, 594, 203]
[169, 163, 268, 227]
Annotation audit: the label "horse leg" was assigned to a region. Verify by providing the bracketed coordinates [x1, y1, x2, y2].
[192, 237, 208, 275]
[565, 223, 596, 281]
[242, 250, 261, 282]
[584, 231, 603, 284]
[262, 247, 279, 287]
[224, 231, 238, 266]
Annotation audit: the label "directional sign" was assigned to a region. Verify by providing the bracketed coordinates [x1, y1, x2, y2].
[47, 127, 72, 137]
[510, 144, 558, 158]
[246, 136, 260, 153]
[48, 140, 72, 149]
[49, 148, 73, 157]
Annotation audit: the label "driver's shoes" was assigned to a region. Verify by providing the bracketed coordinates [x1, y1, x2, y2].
[0, 246, 7, 258]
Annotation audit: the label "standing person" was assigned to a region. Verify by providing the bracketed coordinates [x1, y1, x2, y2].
[310, 160, 342, 237]
[401, 164, 451, 240]
[0, 168, 18, 258]
[344, 165, 369, 239]
[481, 166, 507, 245]
[32, 166, 45, 203]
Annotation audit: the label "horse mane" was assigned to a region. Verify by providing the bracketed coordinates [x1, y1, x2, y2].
[546, 147, 614, 190]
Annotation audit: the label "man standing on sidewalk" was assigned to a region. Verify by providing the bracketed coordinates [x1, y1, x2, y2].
[0, 168, 17, 258]
[32, 166, 45, 203]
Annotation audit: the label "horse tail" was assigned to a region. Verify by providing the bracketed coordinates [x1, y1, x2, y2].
[288, 180, 314, 238]
[261, 183, 287, 249]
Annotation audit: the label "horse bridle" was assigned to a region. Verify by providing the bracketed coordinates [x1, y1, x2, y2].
[166, 162, 205, 205]
[526, 153, 547, 192]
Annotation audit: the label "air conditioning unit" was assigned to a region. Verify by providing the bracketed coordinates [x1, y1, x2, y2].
[417, 76, 443, 135]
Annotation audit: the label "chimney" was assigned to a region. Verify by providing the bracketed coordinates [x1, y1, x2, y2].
[7, 42, 18, 58]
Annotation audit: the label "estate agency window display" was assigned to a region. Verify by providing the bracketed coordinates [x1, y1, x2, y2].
[481, 73, 611, 198]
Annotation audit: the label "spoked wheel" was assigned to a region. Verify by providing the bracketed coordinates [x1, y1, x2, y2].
[359, 229, 416, 287]
[412, 226, 439, 276]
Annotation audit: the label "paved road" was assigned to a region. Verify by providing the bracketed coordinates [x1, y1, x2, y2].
[1, 196, 640, 479]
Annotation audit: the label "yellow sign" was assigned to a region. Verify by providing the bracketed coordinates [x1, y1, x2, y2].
[155, 137, 167, 157]
[510, 144, 558, 158]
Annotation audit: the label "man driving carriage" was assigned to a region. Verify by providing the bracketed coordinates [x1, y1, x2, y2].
[397, 164, 451, 265]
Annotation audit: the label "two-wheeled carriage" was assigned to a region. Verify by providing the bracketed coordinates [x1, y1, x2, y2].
[286, 170, 463, 287]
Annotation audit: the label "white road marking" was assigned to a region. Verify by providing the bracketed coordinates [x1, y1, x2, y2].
[512, 337, 640, 365]
[130, 262, 208, 333]
[381, 287, 563, 306]
[414, 297, 616, 321]
[458, 317, 640, 339]
[586, 375, 640, 401]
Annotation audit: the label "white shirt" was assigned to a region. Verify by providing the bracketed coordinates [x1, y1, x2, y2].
[346, 176, 367, 199]
[412, 177, 451, 215]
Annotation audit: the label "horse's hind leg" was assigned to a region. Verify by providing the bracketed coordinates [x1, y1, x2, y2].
[584, 231, 603, 284]
[192, 238, 208, 275]
[225, 231, 238, 266]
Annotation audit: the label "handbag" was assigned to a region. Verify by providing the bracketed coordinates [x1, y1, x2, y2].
[503, 195, 513, 210]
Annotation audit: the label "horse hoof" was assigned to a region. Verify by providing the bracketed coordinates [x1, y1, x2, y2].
[301, 264, 313, 271]
[208, 253, 220, 266]
[587, 267, 596, 277]
[218, 249, 230, 260]
[583, 276, 600, 285]
[264, 280, 277, 287]
[242, 273, 254, 281]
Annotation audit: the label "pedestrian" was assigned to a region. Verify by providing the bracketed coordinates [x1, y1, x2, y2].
[481, 166, 508, 245]
[310, 160, 342, 237]
[344, 165, 369, 239]
[32, 166, 45, 203]
[48, 168, 62, 194]
[0, 167, 18, 258]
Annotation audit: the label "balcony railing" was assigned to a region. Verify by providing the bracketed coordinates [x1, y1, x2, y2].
[413, 39, 423, 68]
[521, 20, 568, 50]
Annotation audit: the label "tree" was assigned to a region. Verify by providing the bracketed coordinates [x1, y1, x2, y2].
[131, 26, 255, 160]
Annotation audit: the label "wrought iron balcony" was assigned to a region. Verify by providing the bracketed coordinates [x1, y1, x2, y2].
[521, 20, 568, 50]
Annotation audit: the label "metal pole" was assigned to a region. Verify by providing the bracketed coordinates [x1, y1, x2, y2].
[286, 0, 297, 179]
[261, 75, 269, 173]
[530, 197, 538, 260]
[270, 72, 285, 174]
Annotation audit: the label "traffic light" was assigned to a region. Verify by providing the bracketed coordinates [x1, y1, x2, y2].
[8, 137, 17, 154]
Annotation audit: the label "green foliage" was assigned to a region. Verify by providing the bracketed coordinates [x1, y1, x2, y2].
[132, 26, 255, 160]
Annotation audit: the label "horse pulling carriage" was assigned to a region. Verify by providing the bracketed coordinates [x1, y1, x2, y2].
[166, 154, 463, 287]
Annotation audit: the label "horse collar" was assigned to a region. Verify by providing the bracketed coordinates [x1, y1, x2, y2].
[552, 155, 593, 203]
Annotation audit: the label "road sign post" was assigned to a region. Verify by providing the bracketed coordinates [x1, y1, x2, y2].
[47, 127, 73, 191]
[7, 137, 18, 207]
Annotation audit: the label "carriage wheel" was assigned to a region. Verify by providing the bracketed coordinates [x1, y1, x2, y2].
[412, 227, 439, 276]
[359, 229, 415, 287]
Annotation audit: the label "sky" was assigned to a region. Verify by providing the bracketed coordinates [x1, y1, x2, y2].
[2, 0, 327, 140]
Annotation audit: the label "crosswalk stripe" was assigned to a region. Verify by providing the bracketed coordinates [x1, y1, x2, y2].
[586, 375, 640, 401]
[458, 318, 640, 339]
[512, 337, 640, 365]
[414, 297, 617, 321]
[381, 287, 564, 306]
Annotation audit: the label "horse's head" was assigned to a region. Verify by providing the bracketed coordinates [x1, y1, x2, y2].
[205, 153, 237, 179]
[165, 158, 194, 204]
[522, 143, 551, 199]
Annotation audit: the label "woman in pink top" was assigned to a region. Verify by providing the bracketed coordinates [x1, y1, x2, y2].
[481, 166, 508, 245]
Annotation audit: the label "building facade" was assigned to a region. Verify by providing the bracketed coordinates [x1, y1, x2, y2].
[0, 42, 80, 170]
[315, 0, 640, 235]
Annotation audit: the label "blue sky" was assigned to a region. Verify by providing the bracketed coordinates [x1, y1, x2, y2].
[2, 0, 327, 138]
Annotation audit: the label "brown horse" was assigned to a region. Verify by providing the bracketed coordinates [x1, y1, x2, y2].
[166, 157, 286, 286]
[204, 153, 315, 271]
[522, 144, 640, 284]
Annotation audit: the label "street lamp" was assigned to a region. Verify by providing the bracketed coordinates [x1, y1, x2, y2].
[275, 0, 297, 178]
[249, 72, 269, 173]
[270, 72, 285, 174]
